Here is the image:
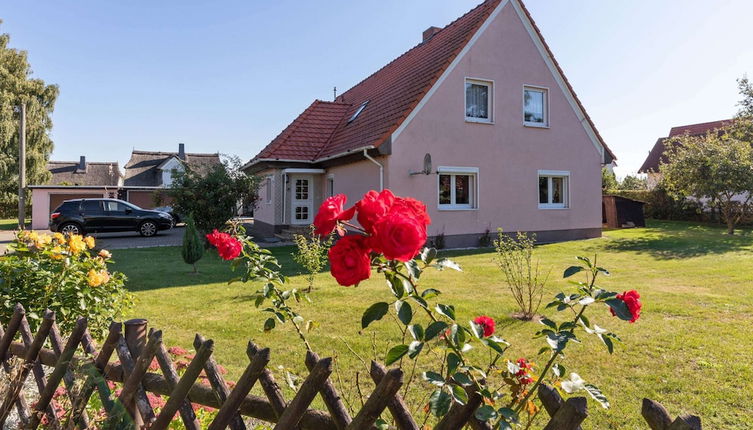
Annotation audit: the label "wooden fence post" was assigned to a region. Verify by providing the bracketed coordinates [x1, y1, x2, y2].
[368, 361, 419, 430]
[274, 357, 334, 429]
[305, 351, 352, 429]
[642, 398, 701, 430]
[194, 333, 246, 430]
[346, 367, 403, 430]
[123, 318, 148, 427]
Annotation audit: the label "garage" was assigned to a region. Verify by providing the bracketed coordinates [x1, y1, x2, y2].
[30, 186, 114, 230]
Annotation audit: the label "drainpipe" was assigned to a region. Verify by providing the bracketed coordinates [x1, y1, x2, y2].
[282, 173, 288, 224]
[363, 149, 384, 191]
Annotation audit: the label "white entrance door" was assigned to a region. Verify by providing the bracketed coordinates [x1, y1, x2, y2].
[290, 175, 313, 225]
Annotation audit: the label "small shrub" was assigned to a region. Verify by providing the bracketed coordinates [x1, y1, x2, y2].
[292, 225, 333, 293]
[493, 229, 549, 320]
[432, 231, 446, 250]
[0, 231, 132, 336]
[181, 216, 204, 273]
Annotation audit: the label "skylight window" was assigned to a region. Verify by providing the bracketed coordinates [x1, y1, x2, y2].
[349, 101, 369, 123]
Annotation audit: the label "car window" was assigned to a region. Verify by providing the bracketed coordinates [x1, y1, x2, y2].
[103, 201, 129, 212]
[81, 200, 103, 213]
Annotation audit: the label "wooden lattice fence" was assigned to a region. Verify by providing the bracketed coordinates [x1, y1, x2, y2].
[0, 305, 701, 429]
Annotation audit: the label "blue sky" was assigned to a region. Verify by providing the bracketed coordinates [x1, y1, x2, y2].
[3, 0, 752, 177]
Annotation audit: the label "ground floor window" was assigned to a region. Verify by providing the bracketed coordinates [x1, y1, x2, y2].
[538, 170, 569, 209]
[438, 167, 478, 210]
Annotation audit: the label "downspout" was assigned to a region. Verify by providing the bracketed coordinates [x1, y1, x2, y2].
[363, 149, 384, 191]
[282, 173, 288, 225]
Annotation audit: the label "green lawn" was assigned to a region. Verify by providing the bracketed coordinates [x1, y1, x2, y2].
[0, 218, 26, 231]
[111, 220, 753, 429]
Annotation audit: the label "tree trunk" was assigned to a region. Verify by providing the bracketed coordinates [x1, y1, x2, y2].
[721, 202, 736, 235]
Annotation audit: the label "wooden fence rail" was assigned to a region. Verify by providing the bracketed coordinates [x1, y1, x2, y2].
[0, 305, 701, 429]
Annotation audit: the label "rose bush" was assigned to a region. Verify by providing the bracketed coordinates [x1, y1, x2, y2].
[0, 231, 132, 336]
[214, 189, 642, 428]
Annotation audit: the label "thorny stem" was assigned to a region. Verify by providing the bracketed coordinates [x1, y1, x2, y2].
[272, 288, 312, 351]
[514, 263, 598, 414]
[393, 269, 485, 392]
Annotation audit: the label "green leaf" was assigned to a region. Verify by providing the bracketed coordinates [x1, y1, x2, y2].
[422, 371, 445, 386]
[420, 247, 437, 265]
[425, 321, 448, 341]
[595, 266, 610, 276]
[435, 304, 456, 320]
[469, 320, 484, 339]
[408, 324, 424, 341]
[396, 300, 413, 325]
[576, 256, 592, 267]
[435, 258, 462, 271]
[481, 338, 507, 355]
[451, 385, 468, 405]
[605, 298, 633, 321]
[452, 372, 473, 386]
[446, 352, 461, 375]
[429, 389, 452, 417]
[539, 318, 557, 330]
[385, 344, 409, 365]
[584, 384, 610, 409]
[263, 317, 275, 332]
[421, 288, 441, 299]
[599, 334, 614, 354]
[410, 295, 428, 309]
[474, 404, 498, 421]
[386, 273, 405, 299]
[408, 341, 424, 358]
[361, 302, 389, 329]
[563, 265, 585, 278]
[404, 260, 421, 279]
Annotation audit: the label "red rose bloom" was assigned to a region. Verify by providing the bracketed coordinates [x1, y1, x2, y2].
[313, 194, 356, 237]
[356, 189, 395, 233]
[610, 290, 642, 322]
[473, 315, 495, 337]
[328, 235, 372, 286]
[371, 210, 427, 261]
[391, 196, 431, 226]
[206, 229, 243, 260]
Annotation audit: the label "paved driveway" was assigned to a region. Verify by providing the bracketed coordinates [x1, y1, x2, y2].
[86, 226, 184, 250]
[0, 227, 184, 253]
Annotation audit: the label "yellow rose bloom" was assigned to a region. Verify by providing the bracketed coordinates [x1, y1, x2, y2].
[84, 236, 95, 249]
[50, 246, 65, 260]
[87, 269, 110, 287]
[98, 249, 112, 259]
[52, 232, 65, 243]
[68, 235, 87, 254]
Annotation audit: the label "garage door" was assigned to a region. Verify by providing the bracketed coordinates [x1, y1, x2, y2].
[127, 190, 173, 209]
[49, 193, 104, 213]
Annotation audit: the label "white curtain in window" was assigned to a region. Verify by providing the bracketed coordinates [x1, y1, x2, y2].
[466, 83, 489, 119]
[524, 90, 545, 123]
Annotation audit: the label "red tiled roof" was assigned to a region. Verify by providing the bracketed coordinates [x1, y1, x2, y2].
[639, 119, 732, 173]
[247, 0, 614, 166]
[254, 100, 351, 161]
[248, 0, 501, 165]
[668, 119, 732, 137]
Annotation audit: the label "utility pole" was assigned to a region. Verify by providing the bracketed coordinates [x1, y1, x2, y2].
[18, 103, 26, 230]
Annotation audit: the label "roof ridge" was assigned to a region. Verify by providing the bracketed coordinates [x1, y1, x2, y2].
[669, 118, 732, 130]
[336, 0, 494, 103]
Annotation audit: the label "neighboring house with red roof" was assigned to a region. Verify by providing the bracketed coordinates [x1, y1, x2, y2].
[639, 119, 732, 188]
[243, 0, 615, 246]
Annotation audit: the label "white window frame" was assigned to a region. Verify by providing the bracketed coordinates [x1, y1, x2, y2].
[437, 166, 479, 211]
[464, 78, 494, 124]
[538, 170, 569, 209]
[264, 175, 273, 205]
[523, 85, 549, 128]
[326, 174, 335, 198]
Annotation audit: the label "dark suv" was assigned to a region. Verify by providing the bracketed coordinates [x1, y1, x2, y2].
[49, 198, 174, 237]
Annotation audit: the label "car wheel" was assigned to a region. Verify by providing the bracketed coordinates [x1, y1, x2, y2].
[59, 222, 82, 236]
[139, 221, 158, 237]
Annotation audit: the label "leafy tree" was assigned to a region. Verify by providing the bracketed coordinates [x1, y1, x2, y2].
[0, 23, 59, 217]
[619, 175, 647, 190]
[660, 129, 753, 234]
[292, 225, 333, 293]
[601, 168, 618, 192]
[181, 216, 204, 273]
[169, 155, 261, 234]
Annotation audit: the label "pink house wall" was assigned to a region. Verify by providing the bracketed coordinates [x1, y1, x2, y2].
[325, 158, 386, 208]
[387, 0, 603, 240]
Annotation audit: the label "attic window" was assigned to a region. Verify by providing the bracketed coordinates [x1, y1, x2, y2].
[349, 101, 369, 123]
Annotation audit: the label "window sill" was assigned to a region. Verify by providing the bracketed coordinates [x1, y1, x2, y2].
[524, 122, 549, 129]
[465, 118, 494, 125]
[438, 206, 478, 211]
[538, 205, 569, 210]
